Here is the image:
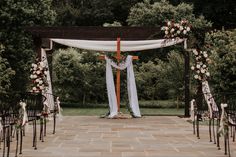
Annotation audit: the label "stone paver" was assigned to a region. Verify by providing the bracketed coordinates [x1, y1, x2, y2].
[2, 116, 236, 157]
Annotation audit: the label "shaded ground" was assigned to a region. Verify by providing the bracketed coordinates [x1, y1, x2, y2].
[4, 116, 236, 157]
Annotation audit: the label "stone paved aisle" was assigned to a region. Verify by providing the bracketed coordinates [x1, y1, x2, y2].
[3, 116, 236, 157]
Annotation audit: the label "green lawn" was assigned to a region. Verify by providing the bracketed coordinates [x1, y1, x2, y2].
[61, 107, 184, 116]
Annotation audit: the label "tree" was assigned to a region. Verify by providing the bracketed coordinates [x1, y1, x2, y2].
[205, 29, 236, 94]
[53, 0, 141, 26]
[0, 0, 56, 93]
[0, 44, 15, 95]
[52, 48, 106, 104]
[127, 0, 211, 62]
[189, 0, 236, 29]
[127, 0, 211, 28]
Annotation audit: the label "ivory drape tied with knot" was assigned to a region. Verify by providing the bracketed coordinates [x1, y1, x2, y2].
[105, 55, 141, 118]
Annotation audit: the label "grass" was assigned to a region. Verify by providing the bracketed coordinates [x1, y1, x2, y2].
[61, 100, 184, 108]
[61, 107, 184, 116]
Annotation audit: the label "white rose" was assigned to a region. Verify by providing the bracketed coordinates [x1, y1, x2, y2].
[200, 69, 205, 73]
[198, 76, 202, 80]
[36, 70, 41, 75]
[32, 63, 37, 68]
[32, 87, 37, 91]
[186, 27, 190, 31]
[179, 26, 183, 31]
[196, 64, 200, 69]
[33, 75, 37, 79]
[165, 31, 168, 35]
[191, 66, 195, 70]
[170, 28, 175, 33]
[39, 80, 43, 84]
[30, 74, 34, 79]
[204, 54, 208, 58]
[35, 79, 40, 82]
[199, 62, 203, 65]
[197, 70, 200, 73]
[183, 30, 187, 34]
[193, 49, 198, 55]
[39, 66, 43, 71]
[167, 21, 171, 26]
[177, 30, 180, 34]
[44, 71, 47, 75]
[206, 72, 210, 76]
[39, 86, 44, 90]
[194, 75, 199, 79]
[203, 64, 207, 68]
[174, 23, 180, 27]
[39, 62, 45, 68]
[161, 26, 166, 30]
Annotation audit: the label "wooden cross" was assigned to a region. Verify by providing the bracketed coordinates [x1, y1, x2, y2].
[99, 37, 138, 112]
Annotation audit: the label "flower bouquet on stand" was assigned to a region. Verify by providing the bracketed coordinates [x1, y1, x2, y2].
[30, 58, 49, 93]
[191, 49, 211, 81]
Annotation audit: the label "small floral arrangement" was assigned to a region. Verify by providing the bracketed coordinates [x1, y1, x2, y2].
[30, 58, 48, 93]
[161, 20, 191, 38]
[191, 49, 211, 81]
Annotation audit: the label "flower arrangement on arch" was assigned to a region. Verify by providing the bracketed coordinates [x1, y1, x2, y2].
[191, 49, 211, 81]
[161, 20, 191, 39]
[30, 58, 49, 93]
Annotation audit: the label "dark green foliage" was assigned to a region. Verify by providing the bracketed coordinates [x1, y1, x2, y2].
[0, 44, 15, 95]
[205, 29, 236, 94]
[0, 0, 56, 93]
[52, 0, 141, 26]
[52, 48, 106, 103]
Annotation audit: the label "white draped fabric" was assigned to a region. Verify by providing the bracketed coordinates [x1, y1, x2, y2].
[105, 55, 141, 118]
[190, 99, 196, 121]
[202, 81, 219, 118]
[20, 101, 28, 126]
[219, 103, 227, 134]
[41, 49, 55, 111]
[51, 39, 185, 52]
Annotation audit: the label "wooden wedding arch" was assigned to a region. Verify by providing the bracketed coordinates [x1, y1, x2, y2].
[26, 26, 190, 117]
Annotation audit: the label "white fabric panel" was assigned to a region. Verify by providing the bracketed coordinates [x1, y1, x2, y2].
[190, 99, 195, 121]
[51, 39, 185, 52]
[219, 103, 227, 134]
[105, 55, 141, 118]
[20, 101, 28, 126]
[126, 56, 141, 117]
[41, 49, 55, 110]
[202, 81, 219, 118]
[105, 57, 118, 118]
